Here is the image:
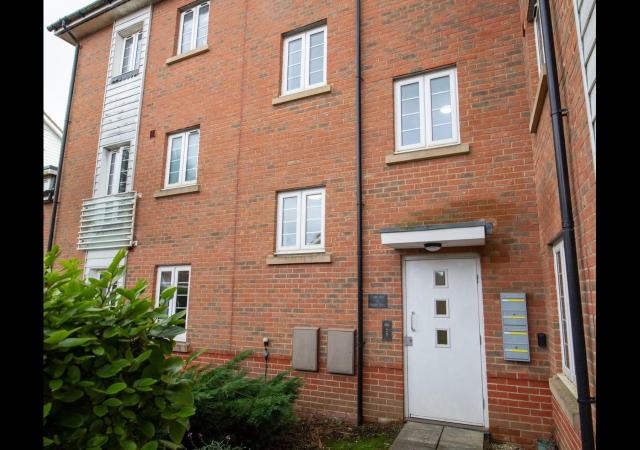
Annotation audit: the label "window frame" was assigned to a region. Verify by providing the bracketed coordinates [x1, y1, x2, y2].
[281, 25, 328, 96]
[103, 144, 131, 196]
[119, 31, 142, 75]
[533, 2, 547, 76]
[155, 265, 191, 342]
[275, 187, 326, 254]
[394, 67, 460, 153]
[164, 129, 200, 188]
[177, 1, 210, 55]
[552, 240, 576, 385]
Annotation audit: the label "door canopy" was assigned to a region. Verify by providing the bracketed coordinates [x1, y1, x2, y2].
[380, 220, 491, 249]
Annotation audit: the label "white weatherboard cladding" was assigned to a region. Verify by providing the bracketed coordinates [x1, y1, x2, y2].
[43, 122, 62, 167]
[92, 6, 151, 197]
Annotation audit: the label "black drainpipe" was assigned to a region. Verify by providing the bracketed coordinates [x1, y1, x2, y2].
[355, 0, 364, 427]
[47, 25, 80, 252]
[538, 1, 594, 448]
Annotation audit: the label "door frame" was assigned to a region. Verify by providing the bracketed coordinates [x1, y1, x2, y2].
[402, 253, 489, 428]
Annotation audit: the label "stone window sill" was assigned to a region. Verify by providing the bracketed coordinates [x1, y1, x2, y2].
[173, 341, 190, 353]
[165, 45, 209, 66]
[385, 143, 470, 165]
[272, 84, 332, 106]
[266, 252, 332, 265]
[153, 184, 200, 198]
[549, 374, 580, 430]
[529, 71, 548, 133]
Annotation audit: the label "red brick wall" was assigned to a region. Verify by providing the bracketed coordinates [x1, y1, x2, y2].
[518, 0, 596, 447]
[51, 26, 112, 264]
[552, 397, 581, 450]
[48, 1, 602, 447]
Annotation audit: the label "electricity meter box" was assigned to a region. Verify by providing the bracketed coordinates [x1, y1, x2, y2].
[500, 292, 530, 362]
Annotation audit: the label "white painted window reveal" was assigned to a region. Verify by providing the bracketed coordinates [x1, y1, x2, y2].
[179, 2, 210, 54]
[552, 240, 576, 385]
[394, 67, 460, 152]
[282, 25, 327, 95]
[165, 130, 200, 188]
[276, 187, 325, 253]
[156, 266, 191, 342]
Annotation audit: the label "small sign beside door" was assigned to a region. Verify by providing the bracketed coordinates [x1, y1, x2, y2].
[368, 294, 388, 308]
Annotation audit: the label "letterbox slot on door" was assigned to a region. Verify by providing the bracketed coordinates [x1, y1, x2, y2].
[500, 292, 530, 362]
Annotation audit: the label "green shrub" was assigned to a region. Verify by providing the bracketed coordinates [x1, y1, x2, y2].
[43, 246, 201, 449]
[183, 351, 302, 449]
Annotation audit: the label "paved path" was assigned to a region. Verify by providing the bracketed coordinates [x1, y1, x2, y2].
[390, 421, 484, 450]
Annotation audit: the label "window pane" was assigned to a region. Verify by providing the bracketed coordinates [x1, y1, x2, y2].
[305, 194, 322, 245]
[435, 299, 448, 316]
[281, 196, 297, 247]
[556, 251, 571, 370]
[401, 83, 421, 146]
[180, 11, 194, 53]
[177, 270, 189, 283]
[122, 36, 132, 73]
[432, 124, 453, 141]
[107, 151, 117, 195]
[430, 75, 450, 94]
[436, 329, 449, 346]
[118, 147, 130, 193]
[134, 32, 142, 69]
[431, 76, 452, 141]
[168, 136, 182, 184]
[196, 4, 209, 48]
[185, 132, 199, 182]
[434, 270, 446, 286]
[287, 38, 302, 91]
[308, 30, 324, 85]
[402, 129, 421, 146]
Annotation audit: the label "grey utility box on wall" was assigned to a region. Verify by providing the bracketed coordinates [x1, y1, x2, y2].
[292, 327, 319, 371]
[500, 292, 530, 362]
[327, 329, 355, 375]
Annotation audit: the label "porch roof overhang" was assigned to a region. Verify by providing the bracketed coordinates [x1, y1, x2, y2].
[380, 220, 492, 249]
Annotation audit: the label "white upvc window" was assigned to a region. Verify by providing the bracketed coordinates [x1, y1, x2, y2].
[178, 2, 210, 54]
[276, 188, 325, 254]
[164, 129, 200, 188]
[394, 67, 460, 152]
[533, 2, 547, 75]
[120, 31, 143, 74]
[156, 266, 191, 342]
[281, 25, 327, 95]
[552, 241, 576, 385]
[103, 145, 131, 196]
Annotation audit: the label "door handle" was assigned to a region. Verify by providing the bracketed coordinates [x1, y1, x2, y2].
[411, 312, 416, 332]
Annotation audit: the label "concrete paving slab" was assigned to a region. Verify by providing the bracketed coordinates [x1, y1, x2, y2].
[437, 426, 484, 450]
[390, 421, 443, 450]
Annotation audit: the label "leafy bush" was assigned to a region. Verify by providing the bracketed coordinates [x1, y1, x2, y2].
[184, 351, 302, 449]
[43, 246, 201, 449]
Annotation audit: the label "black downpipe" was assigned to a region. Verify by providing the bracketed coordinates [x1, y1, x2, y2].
[355, 0, 364, 427]
[538, 1, 594, 449]
[47, 26, 80, 252]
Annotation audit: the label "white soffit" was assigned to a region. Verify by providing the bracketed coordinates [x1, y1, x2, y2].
[380, 223, 487, 249]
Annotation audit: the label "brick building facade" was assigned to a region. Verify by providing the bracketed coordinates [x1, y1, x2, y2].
[47, 1, 595, 448]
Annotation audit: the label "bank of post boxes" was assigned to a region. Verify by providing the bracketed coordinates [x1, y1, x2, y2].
[500, 292, 530, 362]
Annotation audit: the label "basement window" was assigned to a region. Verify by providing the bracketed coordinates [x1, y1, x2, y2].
[178, 2, 210, 54]
[276, 187, 325, 254]
[394, 67, 460, 153]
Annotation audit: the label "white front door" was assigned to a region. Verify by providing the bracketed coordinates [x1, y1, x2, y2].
[405, 256, 486, 426]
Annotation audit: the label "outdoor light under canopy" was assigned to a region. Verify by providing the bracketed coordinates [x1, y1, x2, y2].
[424, 242, 442, 252]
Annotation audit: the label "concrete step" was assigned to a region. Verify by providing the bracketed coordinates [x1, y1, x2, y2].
[390, 421, 484, 450]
